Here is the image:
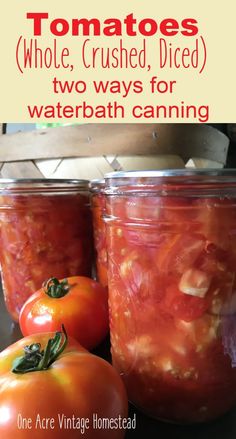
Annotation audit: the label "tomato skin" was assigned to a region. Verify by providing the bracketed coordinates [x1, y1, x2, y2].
[19, 276, 109, 351]
[0, 332, 128, 439]
[163, 284, 210, 322]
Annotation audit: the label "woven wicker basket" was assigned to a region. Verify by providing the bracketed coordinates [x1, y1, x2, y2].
[0, 124, 229, 179]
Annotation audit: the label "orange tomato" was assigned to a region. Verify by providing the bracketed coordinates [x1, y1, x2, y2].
[0, 329, 128, 438]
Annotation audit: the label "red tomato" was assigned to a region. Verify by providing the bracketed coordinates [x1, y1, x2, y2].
[19, 276, 109, 351]
[0, 329, 128, 439]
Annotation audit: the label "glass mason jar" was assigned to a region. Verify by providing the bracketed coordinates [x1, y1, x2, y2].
[90, 180, 108, 287]
[0, 179, 93, 321]
[104, 170, 236, 424]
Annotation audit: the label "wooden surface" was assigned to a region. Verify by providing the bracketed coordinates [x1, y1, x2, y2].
[0, 124, 229, 164]
[0, 123, 229, 179]
[1, 161, 44, 178]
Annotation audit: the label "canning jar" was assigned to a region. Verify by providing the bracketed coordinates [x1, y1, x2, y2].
[105, 170, 236, 424]
[0, 179, 93, 321]
[90, 180, 108, 287]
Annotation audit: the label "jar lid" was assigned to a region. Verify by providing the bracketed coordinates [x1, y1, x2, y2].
[0, 178, 90, 194]
[89, 179, 105, 193]
[104, 169, 236, 197]
[105, 169, 236, 179]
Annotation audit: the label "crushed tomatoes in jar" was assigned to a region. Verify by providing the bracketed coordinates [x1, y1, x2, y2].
[90, 180, 108, 287]
[0, 180, 93, 321]
[105, 171, 236, 424]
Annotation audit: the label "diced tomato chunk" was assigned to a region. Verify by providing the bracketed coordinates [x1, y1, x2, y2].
[163, 284, 210, 322]
[179, 268, 211, 298]
[155, 234, 205, 274]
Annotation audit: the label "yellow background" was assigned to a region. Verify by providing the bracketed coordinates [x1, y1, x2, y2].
[0, 0, 235, 122]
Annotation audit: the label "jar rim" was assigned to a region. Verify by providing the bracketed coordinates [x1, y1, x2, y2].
[0, 178, 90, 194]
[104, 169, 236, 197]
[89, 179, 105, 193]
[105, 169, 236, 179]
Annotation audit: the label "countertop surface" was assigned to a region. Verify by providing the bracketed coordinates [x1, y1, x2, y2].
[0, 290, 235, 439]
